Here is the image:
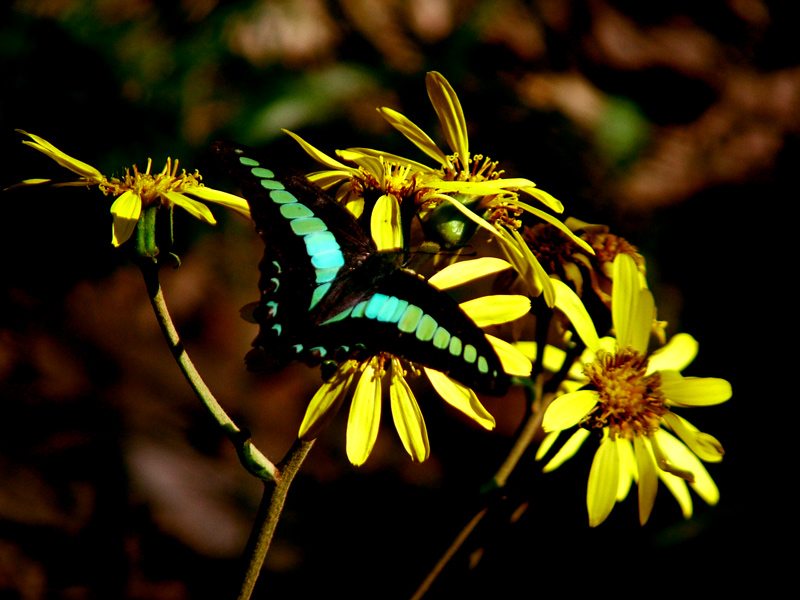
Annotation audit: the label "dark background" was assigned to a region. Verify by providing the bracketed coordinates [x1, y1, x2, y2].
[0, 1, 785, 598]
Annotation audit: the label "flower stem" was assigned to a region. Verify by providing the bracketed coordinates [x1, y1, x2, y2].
[139, 260, 278, 481]
[412, 310, 570, 598]
[237, 438, 315, 600]
[410, 403, 545, 600]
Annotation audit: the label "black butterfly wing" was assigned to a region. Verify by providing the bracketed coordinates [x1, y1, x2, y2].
[312, 265, 510, 395]
[211, 141, 511, 395]
[211, 141, 376, 370]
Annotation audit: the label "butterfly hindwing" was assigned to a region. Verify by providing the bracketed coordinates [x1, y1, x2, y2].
[211, 141, 510, 395]
[312, 267, 508, 395]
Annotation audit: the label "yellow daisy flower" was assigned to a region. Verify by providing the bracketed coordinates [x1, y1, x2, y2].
[297, 258, 532, 466]
[375, 72, 597, 304]
[10, 130, 251, 247]
[539, 254, 731, 526]
[284, 73, 596, 306]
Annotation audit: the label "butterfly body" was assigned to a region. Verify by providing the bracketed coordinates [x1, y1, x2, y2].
[211, 141, 509, 395]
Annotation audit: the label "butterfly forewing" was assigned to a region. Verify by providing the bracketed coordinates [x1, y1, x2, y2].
[211, 141, 511, 395]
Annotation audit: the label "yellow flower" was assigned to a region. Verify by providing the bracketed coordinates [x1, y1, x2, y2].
[11, 130, 251, 247]
[297, 259, 533, 466]
[375, 72, 597, 306]
[378, 73, 557, 203]
[284, 74, 596, 306]
[539, 254, 731, 526]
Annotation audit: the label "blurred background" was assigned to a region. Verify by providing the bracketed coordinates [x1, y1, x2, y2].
[0, 1, 786, 598]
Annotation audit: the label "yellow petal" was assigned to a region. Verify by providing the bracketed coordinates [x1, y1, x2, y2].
[4, 178, 54, 191]
[344, 196, 365, 219]
[299, 360, 359, 440]
[346, 358, 383, 466]
[110, 190, 142, 247]
[650, 430, 696, 483]
[658, 469, 693, 519]
[433, 192, 498, 237]
[562, 261, 585, 297]
[536, 430, 560, 461]
[646, 333, 699, 374]
[655, 429, 719, 506]
[519, 185, 564, 213]
[551, 279, 600, 354]
[283, 129, 356, 172]
[347, 154, 385, 184]
[492, 227, 536, 292]
[165, 191, 217, 225]
[426, 72, 469, 170]
[612, 253, 640, 349]
[485, 334, 532, 377]
[659, 372, 732, 406]
[370, 193, 403, 251]
[343, 147, 437, 174]
[459, 295, 530, 327]
[504, 200, 594, 255]
[183, 186, 251, 218]
[507, 226, 556, 307]
[542, 390, 598, 432]
[616, 438, 636, 502]
[18, 130, 104, 182]
[307, 169, 356, 190]
[634, 436, 658, 525]
[630, 288, 654, 355]
[376, 107, 448, 167]
[433, 178, 535, 194]
[428, 257, 511, 290]
[542, 428, 590, 471]
[424, 368, 495, 430]
[389, 360, 430, 462]
[587, 437, 620, 527]
[513, 342, 569, 375]
[661, 412, 724, 462]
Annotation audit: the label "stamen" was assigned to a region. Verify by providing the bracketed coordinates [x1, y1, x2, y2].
[582, 348, 667, 440]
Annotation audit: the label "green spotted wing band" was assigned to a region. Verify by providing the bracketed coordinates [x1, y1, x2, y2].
[211, 141, 510, 395]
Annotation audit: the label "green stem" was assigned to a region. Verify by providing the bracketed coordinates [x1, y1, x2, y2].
[140, 261, 278, 482]
[238, 438, 315, 600]
[140, 259, 314, 596]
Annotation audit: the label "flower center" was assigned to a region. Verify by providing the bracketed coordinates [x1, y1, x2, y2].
[99, 158, 202, 207]
[582, 232, 642, 269]
[523, 223, 581, 273]
[358, 161, 418, 200]
[582, 348, 667, 439]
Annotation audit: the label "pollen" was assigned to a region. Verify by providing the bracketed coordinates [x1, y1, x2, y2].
[582, 348, 667, 440]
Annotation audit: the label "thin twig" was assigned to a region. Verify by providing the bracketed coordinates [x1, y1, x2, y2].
[140, 261, 278, 481]
[410, 507, 488, 600]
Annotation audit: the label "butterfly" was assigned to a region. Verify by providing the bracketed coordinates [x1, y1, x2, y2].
[211, 141, 509, 396]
